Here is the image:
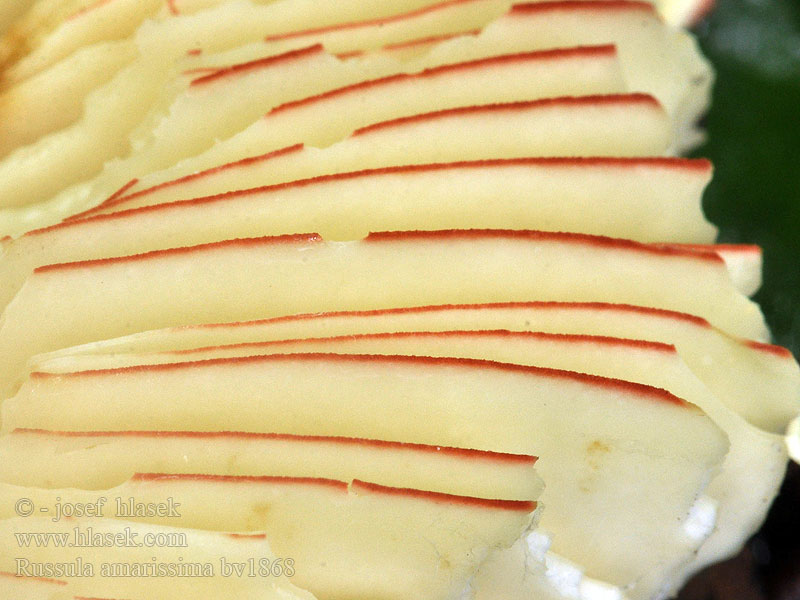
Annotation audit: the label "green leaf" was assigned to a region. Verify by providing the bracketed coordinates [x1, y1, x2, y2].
[692, 0, 800, 354]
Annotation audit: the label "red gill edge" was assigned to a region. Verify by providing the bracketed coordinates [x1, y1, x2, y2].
[30, 352, 691, 408]
[263, 0, 483, 42]
[13, 428, 537, 465]
[30, 229, 723, 275]
[32, 156, 711, 235]
[352, 94, 663, 137]
[351, 479, 537, 512]
[190, 44, 324, 87]
[268, 46, 618, 116]
[169, 329, 678, 355]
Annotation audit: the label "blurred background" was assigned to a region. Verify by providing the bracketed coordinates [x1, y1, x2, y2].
[678, 0, 800, 598]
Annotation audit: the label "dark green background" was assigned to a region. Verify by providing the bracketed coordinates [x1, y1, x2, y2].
[692, 0, 800, 355]
[679, 2, 800, 597]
